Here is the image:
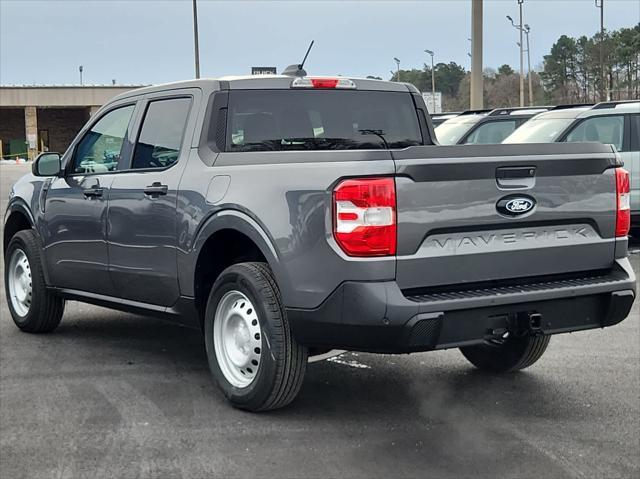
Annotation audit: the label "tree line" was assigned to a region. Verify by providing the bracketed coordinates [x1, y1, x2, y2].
[542, 25, 639, 103]
[381, 24, 639, 111]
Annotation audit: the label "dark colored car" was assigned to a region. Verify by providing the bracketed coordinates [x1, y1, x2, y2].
[435, 107, 551, 145]
[4, 75, 636, 411]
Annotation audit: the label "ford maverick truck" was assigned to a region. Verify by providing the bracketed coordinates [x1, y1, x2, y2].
[4, 75, 636, 411]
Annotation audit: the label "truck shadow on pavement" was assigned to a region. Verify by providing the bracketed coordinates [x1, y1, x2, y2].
[46, 311, 576, 423]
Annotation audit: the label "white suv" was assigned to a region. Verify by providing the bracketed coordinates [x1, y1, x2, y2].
[504, 100, 640, 229]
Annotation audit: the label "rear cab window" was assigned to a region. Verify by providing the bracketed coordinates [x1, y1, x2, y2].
[226, 90, 423, 151]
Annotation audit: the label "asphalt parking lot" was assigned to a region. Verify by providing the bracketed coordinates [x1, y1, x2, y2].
[0, 163, 638, 479]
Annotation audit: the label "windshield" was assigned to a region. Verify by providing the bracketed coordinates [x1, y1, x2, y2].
[503, 117, 574, 143]
[435, 116, 482, 145]
[226, 90, 423, 151]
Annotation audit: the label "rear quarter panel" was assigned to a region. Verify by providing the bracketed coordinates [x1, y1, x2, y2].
[177, 150, 396, 309]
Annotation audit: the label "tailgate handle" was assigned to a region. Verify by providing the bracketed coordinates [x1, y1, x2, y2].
[496, 166, 536, 189]
[496, 167, 536, 179]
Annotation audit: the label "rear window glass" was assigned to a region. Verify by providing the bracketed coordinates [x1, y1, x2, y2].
[435, 116, 483, 145]
[464, 120, 517, 144]
[503, 117, 574, 143]
[226, 90, 423, 151]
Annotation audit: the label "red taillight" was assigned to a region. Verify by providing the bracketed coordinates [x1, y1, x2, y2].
[333, 177, 396, 256]
[615, 167, 631, 238]
[311, 78, 339, 89]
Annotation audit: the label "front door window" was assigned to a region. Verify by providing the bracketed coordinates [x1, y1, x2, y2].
[72, 105, 135, 174]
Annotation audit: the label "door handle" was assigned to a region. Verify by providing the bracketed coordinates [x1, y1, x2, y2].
[144, 182, 168, 196]
[83, 187, 103, 198]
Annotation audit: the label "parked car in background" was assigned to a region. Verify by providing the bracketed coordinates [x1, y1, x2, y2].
[435, 107, 550, 145]
[430, 112, 461, 127]
[504, 100, 640, 228]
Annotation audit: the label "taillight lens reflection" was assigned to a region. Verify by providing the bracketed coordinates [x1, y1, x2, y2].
[333, 177, 396, 256]
[615, 167, 630, 238]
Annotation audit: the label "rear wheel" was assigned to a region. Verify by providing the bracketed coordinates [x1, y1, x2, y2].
[204, 262, 307, 411]
[4, 230, 65, 333]
[460, 334, 550, 373]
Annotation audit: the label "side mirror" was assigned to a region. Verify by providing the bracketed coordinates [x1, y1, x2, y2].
[32, 152, 62, 177]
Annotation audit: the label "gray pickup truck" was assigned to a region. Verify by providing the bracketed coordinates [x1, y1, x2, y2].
[3, 75, 636, 411]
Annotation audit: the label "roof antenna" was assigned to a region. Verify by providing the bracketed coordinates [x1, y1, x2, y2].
[282, 40, 314, 77]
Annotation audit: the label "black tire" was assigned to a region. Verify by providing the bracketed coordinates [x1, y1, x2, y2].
[460, 334, 550, 373]
[204, 262, 307, 411]
[4, 229, 65, 333]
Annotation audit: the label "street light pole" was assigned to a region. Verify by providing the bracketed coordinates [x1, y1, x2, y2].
[192, 0, 201, 79]
[394, 57, 401, 82]
[524, 25, 533, 105]
[425, 50, 436, 113]
[518, 0, 524, 107]
[79, 65, 83, 86]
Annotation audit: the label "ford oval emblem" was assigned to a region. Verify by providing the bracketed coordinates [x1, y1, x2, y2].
[497, 195, 536, 217]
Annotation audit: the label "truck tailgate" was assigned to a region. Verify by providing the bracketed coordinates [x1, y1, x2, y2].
[393, 143, 621, 291]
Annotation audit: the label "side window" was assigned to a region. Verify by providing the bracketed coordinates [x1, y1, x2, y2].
[72, 105, 135, 174]
[464, 120, 517, 144]
[565, 115, 624, 151]
[629, 114, 640, 152]
[131, 97, 192, 170]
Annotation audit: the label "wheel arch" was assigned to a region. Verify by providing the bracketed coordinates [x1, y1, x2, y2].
[3, 201, 35, 255]
[187, 210, 290, 327]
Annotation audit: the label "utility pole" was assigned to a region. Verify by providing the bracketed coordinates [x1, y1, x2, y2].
[595, 0, 606, 100]
[192, 0, 201, 79]
[524, 25, 533, 105]
[394, 57, 401, 82]
[425, 50, 436, 113]
[470, 0, 483, 110]
[507, 0, 525, 107]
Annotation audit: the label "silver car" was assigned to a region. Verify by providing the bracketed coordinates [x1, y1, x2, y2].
[504, 101, 640, 228]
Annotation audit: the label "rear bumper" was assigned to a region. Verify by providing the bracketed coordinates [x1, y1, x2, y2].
[287, 258, 636, 353]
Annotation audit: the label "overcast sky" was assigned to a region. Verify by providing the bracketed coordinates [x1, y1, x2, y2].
[1, 0, 638, 86]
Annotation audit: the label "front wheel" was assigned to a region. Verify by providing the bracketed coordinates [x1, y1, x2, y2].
[460, 334, 550, 373]
[4, 230, 65, 333]
[204, 262, 307, 411]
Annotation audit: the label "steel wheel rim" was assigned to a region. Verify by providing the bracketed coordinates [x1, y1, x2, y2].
[213, 290, 262, 388]
[8, 249, 32, 317]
